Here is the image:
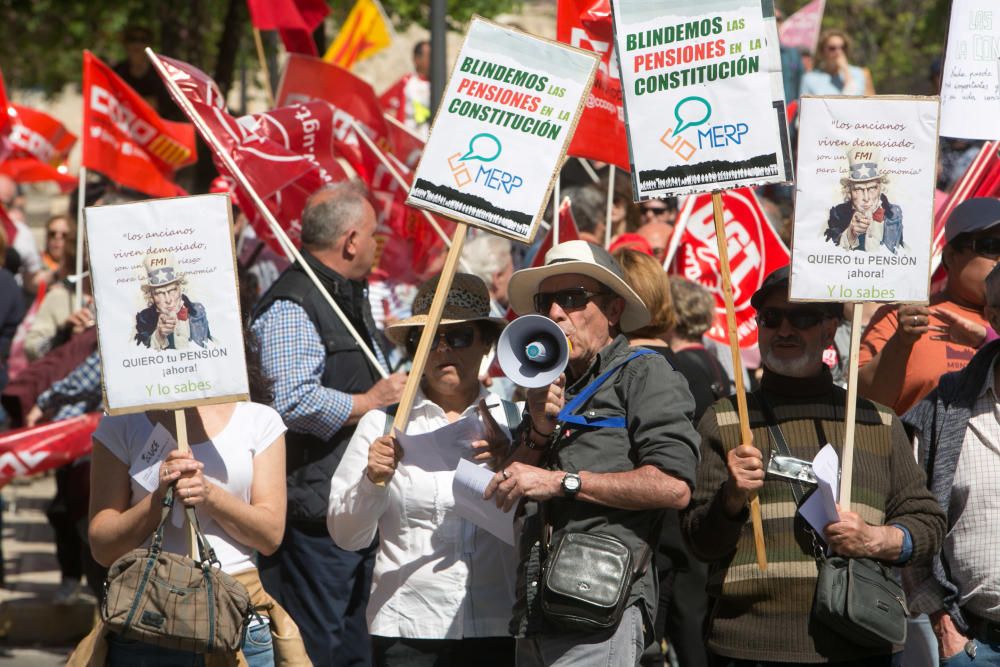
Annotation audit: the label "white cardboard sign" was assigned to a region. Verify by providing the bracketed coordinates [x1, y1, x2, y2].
[612, 0, 792, 199]
[86, 194, 250, 414]
[405, 17, 598, 243]
[789, 96, 939, 304]
[940, 0, 1000, 141]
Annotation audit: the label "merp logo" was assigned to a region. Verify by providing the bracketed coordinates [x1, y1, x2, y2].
[660, 96, 752, 163]
[448, 133, 524, 194]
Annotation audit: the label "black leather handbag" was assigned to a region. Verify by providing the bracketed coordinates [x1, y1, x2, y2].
[540, 531, 648, 631]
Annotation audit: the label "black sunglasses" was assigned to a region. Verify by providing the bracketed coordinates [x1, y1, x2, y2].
[640, 206, 670, 216]
[533, 288, 610, 314]
[756, 306, 830, 330]
[406, 325, 476, 355]
[962, 237, 1000, 260]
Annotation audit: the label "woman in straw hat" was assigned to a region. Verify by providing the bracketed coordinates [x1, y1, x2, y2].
[327, 273, 520, 667]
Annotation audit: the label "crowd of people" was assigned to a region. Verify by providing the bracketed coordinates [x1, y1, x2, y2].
[0, 11, 996, 667]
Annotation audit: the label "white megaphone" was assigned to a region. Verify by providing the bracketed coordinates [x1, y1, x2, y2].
[497, 314, 570, 388]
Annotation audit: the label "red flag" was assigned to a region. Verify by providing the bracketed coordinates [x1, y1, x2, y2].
[0, 202, 16, 246]
[383, 115, 424, 170]
[247, 0, 329, 56]
[0, 413, 99, 487]
[556, 0, 628, 170]
[153, 53, 338, 253]
[82, 51, 197, 198]
[668, 189, 789, 348]
[779, 0, 826, 54]
[0, 67, 11, 160]
[277, 53, 391, 183]
[0, 104, 78, 190]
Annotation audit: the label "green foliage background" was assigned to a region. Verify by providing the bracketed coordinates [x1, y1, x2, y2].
[0, 0, 519, 97]
[783, 0, 951, 95]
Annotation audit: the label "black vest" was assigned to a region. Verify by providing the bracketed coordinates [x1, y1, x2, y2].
[253, 251, 384, 524]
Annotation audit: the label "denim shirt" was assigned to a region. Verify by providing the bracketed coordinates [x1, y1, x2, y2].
[510, 335, 700, 636]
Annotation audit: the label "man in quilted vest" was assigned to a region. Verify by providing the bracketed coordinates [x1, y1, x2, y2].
[682, 266, 944, 666]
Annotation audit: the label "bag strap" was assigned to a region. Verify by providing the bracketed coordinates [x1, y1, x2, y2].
[151, 485, 222, 567]
[755, 392, 806, 506]
[556, 349, 656, 429]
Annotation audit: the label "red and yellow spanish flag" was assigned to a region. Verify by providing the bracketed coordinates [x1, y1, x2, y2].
[323, 0, 393, 69]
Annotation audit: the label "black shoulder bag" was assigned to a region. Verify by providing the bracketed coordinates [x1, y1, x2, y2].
[756, 393, 907, 648]
[539, 350, 654, 631]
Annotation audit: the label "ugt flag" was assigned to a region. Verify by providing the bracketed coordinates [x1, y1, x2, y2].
[668, 189, 789, 348]
[82, 51, 197, 197]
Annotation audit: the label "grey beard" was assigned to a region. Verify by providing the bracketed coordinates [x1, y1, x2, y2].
[762, 348, 823, 378]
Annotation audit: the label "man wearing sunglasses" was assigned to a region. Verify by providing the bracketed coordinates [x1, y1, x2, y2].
[683, 267, 944, 666]
[859, 198, 1000, 416]
[485, 240, 700, 667]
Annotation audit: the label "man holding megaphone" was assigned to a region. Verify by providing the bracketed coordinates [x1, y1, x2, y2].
[484, 240, 700, 667]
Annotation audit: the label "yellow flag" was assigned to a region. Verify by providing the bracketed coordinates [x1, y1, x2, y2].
[323, 0, 393, 69]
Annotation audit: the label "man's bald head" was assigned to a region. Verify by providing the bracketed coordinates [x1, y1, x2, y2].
[637, 221, 674, 262]
[300, 182, 374, 251]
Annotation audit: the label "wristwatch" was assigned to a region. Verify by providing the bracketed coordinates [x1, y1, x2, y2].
[561, 472, 581, 499]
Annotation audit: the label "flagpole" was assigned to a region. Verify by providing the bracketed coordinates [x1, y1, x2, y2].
[146, 48, 388, 379]
[604, 165, 615, 249]
[350, 120, 473, 273]
[74, 167, 86, 310]
[252, 28, 276, 108]
[577, 158, 600, 184]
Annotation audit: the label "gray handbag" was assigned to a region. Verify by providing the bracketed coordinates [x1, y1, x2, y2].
[813, 554, 908, 647]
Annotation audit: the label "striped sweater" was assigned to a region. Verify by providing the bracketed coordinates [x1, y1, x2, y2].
[681, 368, 945, 663]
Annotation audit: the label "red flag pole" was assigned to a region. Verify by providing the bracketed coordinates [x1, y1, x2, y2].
[604, 165, 615, 249]
[146, 48, 388, 379]
[74, 167, 86, 309]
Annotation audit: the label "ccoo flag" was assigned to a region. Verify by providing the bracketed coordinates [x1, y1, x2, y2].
[82, 51, 197, 197]
[323, 0, 393, 69]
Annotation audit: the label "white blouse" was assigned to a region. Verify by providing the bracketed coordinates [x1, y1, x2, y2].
[327, 388, 520, 639]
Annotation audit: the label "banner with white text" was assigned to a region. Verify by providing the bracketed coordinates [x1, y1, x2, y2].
[612, 0, 792, 199]
[406, 17, 598, 243]
[939, 0, 1000, 140]
[86, 194, 249, 414]
[789, 96, 939, 304]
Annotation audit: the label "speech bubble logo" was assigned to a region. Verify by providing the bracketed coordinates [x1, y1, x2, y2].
[459, 133, 502, 162]
[672, 96, 712, 136]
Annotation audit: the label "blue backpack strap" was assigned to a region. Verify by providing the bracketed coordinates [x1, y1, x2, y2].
[556, 348, 656, 429]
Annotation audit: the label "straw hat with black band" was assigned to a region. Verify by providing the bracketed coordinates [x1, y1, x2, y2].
[507, 240, 651, 332]
[385, 273, 508, 348]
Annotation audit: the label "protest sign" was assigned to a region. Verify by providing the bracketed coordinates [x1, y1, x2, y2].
[405, 17, 598, 244]
[789, 96, 939, 305]
[939, 0, 1000, 140]
[612, 0, 792, 199]
[86, 194, 249, 415]
[667, 188, 789, 348]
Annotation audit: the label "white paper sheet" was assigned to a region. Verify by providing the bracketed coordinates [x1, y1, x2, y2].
[394, 415, 486, 473]
[452, 458, 515, 546]
[798, 443, 840, 544]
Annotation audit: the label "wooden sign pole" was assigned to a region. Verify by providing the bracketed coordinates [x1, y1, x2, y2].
[604, 165, 616, 249]
[711, 191, 767, 571]
[838, 304, 864, 509]
[174, 409, 198, 559]
[386, 223, 470, 454]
